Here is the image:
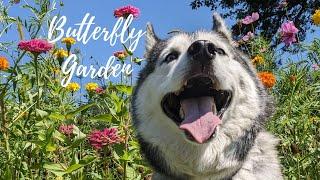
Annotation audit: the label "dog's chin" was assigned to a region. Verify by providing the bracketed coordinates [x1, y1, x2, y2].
[161, 75, 232, 144]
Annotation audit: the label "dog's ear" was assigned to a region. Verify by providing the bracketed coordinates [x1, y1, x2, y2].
[146, 23, 159, 52]
[212, 13, 233, 44]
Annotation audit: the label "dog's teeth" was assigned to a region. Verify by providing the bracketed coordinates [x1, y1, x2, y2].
[179, 107, 185, 119]
[184, 81, 188, 86]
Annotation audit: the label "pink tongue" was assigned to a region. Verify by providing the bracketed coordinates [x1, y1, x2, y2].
[179, 96, 221, 144]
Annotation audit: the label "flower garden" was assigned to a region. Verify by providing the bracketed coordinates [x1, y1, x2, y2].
[0, 1, 319, 179]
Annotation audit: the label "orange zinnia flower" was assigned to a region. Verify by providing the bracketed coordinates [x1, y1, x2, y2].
[0, 56, 9, 70]
[290, 75, 297, 83]
[258, 72, 276, 88]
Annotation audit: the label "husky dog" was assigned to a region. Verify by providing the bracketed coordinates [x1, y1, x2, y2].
[131, 13, 283, 180]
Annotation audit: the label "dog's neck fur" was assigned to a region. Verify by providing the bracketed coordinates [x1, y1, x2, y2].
[146, 131, 282, 180]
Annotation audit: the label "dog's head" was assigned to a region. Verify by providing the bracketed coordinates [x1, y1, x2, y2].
[132, 14, 273, 147]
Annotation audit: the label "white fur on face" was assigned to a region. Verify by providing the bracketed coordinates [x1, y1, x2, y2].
[134, 31, 277, 178]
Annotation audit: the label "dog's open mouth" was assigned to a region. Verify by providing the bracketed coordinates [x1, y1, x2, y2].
[161, 75, 232, 144]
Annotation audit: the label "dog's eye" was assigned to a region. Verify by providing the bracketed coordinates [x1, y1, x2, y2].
[164, 52, 179, 63]
[215, 48, 226, 55]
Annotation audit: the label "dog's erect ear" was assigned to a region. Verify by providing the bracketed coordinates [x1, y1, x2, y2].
[146, 23, 159, 52]
[212, 13, 233, 43]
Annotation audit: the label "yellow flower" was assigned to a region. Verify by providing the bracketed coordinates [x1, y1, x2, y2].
[66, 82, 80, 92]
[55, 176, 64, 180]
[61, 37, 76, 45]
[251, 55, 264, 65]
[258, 72, 276, 88]
[309, 116, 318, 124]
[312, 9, 320, 25]
[52, 67, 60, 74]
[0, 56, 9, 70]
[54, 49, 68, 58]
[85, 82, 99, 92]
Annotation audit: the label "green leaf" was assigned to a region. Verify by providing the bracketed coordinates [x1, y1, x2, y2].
[79, 156, 96, 165]
[64, 156, 96, 174]
[45, 141, 57, 152]
[36, 109, 48, 118]
[52, 130, 66, 143]
[68, 125, 86, 148]
[72, 125, 86, 139]
[49, 113, 65, 121]
[70, 153, 79, 166]
[126, 166, 137, 179]
[120, 151, 133, 162]
[4, 165, 13, 179]
[89, 114, 113, 122]
[133, 57, 144, 65]
[43, 163, 66, 177]
[122, 43, 133, 55]
[65, 164, 82, 173]
[66, 103, 95, 119]
[114, 85, 132, 95]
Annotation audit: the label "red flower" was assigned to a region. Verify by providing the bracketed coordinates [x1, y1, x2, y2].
[114, 5, 140, 19]
[88, 128, 120, 150]
[18, 39, 53, 55]
[95, 87, 105, 94]
[113, 50, 128, 60]
[58, 124, 74, 136]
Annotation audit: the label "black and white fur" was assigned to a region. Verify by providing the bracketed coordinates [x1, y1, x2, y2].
[131, 13, 283, 180]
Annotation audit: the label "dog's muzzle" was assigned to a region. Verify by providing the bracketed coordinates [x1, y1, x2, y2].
[187, 40, 216, 64]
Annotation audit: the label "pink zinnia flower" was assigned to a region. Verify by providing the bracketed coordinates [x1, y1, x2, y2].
[242, 31, 254, 41]
[113, 50, 128, 60]
[279, 21, 299, 46]
[242, 12, 259, 25]
[58, 124, 74, 136]
[18, 39, 53, 55]
[95, 87, 105, 94]
[114, 5, 140, 18]
[259, 47, 268, 53]
[311, 64, 319, 70]
[88, 128, 120, 150]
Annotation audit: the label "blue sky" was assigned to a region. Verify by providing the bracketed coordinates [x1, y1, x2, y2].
[1, 0, 319, 87]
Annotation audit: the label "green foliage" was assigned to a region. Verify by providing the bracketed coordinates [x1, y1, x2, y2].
[246, 37, 320, 179]
[268, 40, 320, 179]
[0, 1, 149, 179]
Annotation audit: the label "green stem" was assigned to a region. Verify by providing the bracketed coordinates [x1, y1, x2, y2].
[0, 97, 10, 160]
[102, 147, 111, 177]
[34, 54, 40, 108]
[127, 28, 133, 86]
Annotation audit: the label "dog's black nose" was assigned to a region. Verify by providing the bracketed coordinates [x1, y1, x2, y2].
[187, 40, 215, 63]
